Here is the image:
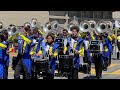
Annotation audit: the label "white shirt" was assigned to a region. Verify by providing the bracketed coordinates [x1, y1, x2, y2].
[100, 42, 103, 52]
[83, 40, 89, 50]
[64, 38, 77, 49]
[45, 44, 50, 52]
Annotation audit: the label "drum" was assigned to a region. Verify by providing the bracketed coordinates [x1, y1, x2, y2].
[33, 57, 49, 73]
[59, 55, 74, 70]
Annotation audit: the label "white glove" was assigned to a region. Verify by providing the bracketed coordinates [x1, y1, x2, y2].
[33, 39, 36, 43]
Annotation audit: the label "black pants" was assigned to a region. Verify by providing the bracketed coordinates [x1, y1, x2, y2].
[43, 73, 54, 79]
[108, 53, 111, 66]
[83, 50, 91, 73]
[103, 57, 109, 70]
[117, 43, 120, 59]
[117, 52, 120, 59]
[93, 54, 103, 79]
[14, 60, 30, 79]
[67, 68, 78, 79]
[4, 66, 8, 79]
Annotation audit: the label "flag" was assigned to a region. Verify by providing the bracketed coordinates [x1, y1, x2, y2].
[115, 20, 120, 28]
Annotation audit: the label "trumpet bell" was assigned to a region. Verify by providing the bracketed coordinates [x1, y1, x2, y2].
[96, 20, 108, 34]
[79, 20, 90, 33]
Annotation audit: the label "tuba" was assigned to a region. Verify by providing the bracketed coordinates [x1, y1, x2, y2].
[43, 21, 60, 36]
[89, 20, 96, 30]
[24, 22, 31, 29]
[67, 20, 79, 34]
[8, 25, 18, 36]
[0, 22, 3, 32]
[96, 20, 108, 34]
[106, 21, 113, 35]
[79, 20, 91, 33]
[30, 18, 38, 28]
[30, 18, 43, 35]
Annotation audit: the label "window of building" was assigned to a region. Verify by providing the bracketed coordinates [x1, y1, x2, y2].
[49, 18, 66, 24]
[81, 11, 86, 18]
[68, 11, 81, 17]
[103, 11, 112, 19]
[86, 11, 93, 18]
[49, 11, 66, 16]
[94, 11, 103, 19]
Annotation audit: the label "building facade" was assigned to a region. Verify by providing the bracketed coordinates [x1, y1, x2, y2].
[0, 11, 113, 29]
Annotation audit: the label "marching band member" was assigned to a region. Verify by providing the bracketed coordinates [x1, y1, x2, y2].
[64, 26, 84, 79]
[0, 34, 7, 79]
[2, 30, 10, 79]
[63, 29, 69, 39]
[14, 26, 36, 79]
[0, 29, 15, 79]
[93, 34, 104, 79]
[83, 32, 94, 74]
[102, 32, 113, 71]
[36, 33, 59, 79]
[30, 27, 44, 57]
[117, 32, 120, 59]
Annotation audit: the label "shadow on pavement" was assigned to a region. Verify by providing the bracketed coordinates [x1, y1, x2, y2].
[83, 75, 96, 79]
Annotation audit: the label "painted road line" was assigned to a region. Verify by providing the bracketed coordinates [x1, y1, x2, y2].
[108, 64, 119, 68]
[111, 69, 120, 74]
[8, 72, 14, 74]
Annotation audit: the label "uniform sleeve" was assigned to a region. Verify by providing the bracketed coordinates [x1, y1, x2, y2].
[63, 39, 68, 53]
[78, 46, 84, 56]
[108, 35, 112, 41]
[91, 35, 95, 40]
[0, 43, 7, 49]
[53, 49, 58, 58]
[17, 33, 31, 44]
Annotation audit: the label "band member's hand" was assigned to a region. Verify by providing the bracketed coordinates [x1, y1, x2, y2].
[36, 53, 41, 56]
[75, 50, 79, 55]
[63, 51, 66, 54]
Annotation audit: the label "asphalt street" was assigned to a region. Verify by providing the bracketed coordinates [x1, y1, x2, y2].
[8, 51, 120, 79]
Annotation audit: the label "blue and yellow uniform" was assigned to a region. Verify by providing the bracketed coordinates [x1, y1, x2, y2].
[36, 42, 59, 79]
[64, 37, 84, 72]
[0, 42, 7, 79]
[14, 33, 36, 79]
[103, 34, 113, 68]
